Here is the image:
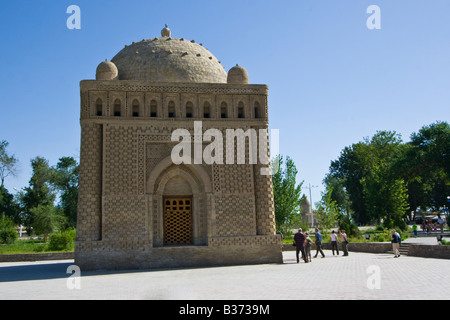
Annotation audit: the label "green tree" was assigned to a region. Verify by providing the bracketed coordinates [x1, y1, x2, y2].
[0, 185, 20, 225]
[326, 131, 409, 229]
[29, 205, 65, 241]
[328, 143, 368, 224]
[358, 131, 409, 229]
[323, 174, 352, 216]
[326, 122, 449, 228]
[0, 140, 19, 187]
[272, 155, 303, 231]
[22, 157, 56, 209]
[316, 186, 339, 230]
[51, 157, 79, 228]
[21, 157, 56, 235]
[399, 121, 450, 211]
[0, 213, 18, 244]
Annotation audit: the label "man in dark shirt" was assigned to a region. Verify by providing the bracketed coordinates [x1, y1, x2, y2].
[314, 228, 325, 258]
[294, 228, 308, 263]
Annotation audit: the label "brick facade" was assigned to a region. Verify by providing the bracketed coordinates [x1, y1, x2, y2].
[75, 32, 282, 270]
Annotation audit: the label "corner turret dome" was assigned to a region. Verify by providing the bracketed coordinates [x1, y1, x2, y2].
[227, 64, 249, 84]
[96, 59, 119, 80]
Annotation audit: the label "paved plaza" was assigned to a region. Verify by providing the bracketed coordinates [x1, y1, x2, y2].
[1, 237, 449, 301]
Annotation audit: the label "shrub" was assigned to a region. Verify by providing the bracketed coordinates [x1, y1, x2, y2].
[339, 219, 361, 238]
[373, 234, 387, 242]
[33, 244, 46, 252]
[399, 230, 409, 241]
[0, 214, 18, 244]
[48, 229, 75, 251]
[0, 229, 18, 244]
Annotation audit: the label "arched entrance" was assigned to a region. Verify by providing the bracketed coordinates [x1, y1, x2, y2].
[147, 159, 212, 247]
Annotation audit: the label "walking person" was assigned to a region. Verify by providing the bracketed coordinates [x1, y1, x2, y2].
[330, 230, 339, 256]
[391, 229, 401, 258]
[313, 228, 325, 258]
[339, 229, 349, 256]
[426, 220, 432, 233]
[304, 232, 313, 262]
[277, 229, 284, 251]
[437, 216, 444, 234]
[294, 228, 308, 263]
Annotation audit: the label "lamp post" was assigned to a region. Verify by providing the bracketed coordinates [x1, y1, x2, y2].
[303, 183, 318, 228]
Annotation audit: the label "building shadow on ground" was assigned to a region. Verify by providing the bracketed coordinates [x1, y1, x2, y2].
[0, 262, 75, 282]
[0, 259, 288, 283]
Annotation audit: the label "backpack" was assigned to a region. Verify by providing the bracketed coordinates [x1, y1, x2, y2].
[393, 232, 401, 243]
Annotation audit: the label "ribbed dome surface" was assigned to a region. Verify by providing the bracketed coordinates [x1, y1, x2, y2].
[111, 37, 227, 83]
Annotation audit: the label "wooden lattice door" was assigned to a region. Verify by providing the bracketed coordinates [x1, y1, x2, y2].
[163, 197, 193, 245]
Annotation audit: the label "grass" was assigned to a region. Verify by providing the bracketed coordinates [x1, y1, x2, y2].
[0, 238, 74, 254]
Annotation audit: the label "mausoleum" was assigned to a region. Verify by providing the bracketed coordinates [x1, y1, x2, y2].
[75, 26, 282, 270]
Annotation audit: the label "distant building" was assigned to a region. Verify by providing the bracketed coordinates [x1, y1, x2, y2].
[300, 197, 318, 227]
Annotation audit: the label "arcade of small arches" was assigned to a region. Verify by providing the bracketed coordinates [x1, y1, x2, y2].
[93, 97, 265, 120]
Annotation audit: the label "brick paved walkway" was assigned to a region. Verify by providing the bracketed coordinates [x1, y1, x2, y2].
[1, 248, 449, 300]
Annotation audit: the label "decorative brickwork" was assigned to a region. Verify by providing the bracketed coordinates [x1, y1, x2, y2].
[78, 123, 102, 195]
[212, 164, 253, 194]
[76, 194, 101, 241]
[209, 235, 280, 247]
[76, 123, 102, 241]
[102, 195, 147, 241]
[76, 32, 281, 270]
[254, 164, 276, 235]
[93, 82, 267, 96]
[104, 125, 139, 195]
[214, 194, 256, 237]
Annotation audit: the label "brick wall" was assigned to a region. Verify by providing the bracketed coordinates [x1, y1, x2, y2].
[0, 252, 74, 263]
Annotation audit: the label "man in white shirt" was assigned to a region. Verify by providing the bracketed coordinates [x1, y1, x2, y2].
[330, 230, 339, 255]
[437, 216, 444, 234]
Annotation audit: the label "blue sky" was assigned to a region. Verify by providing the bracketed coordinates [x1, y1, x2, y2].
[1, 0, 449, 207]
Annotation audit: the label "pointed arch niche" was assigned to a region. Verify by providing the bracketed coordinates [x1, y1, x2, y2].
[147, 157, 212, 247]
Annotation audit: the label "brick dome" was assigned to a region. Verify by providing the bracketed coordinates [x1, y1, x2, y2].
[110, 32, 227, 83]
[96, 59, 118, 80]
[227, 64, 249, 84]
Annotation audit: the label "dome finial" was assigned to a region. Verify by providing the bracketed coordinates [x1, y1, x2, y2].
[161, 24, 171, 37]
